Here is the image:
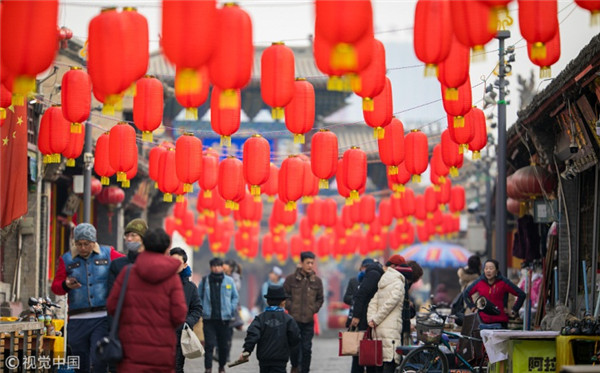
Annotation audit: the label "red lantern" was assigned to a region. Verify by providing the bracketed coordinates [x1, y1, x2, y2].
[414, 194, 427, 221]
[468, 107, 488, 159]
[285, 78, 315, 144]
[448, 111, 475, 154]
[378, 117, 405, 175]
[322, 198, 338, 228]
[337, 158, 352, 203]
[149, 145, 166, 188]
[162, 0, 217, 97]
[311, 129, 338, 189]
[62, 123, 85, 167]
[121, 8, 149, 88]
[94, 132, 115, 185]
[404, 130, 429, 183]
[38, 106, 70, 164]
[352, 39, 386, 111]
[243, 134, 271, 196]
[507, 198, 521, 216]
[400, 188, 416, 217]
[302, 160, 319, 204]
[91, 178, 103, 196]
[413, 0, 452, 76]
[343, 147, 367, 201]
[175, 66, 210, 120]
[211, 86, 241, 147]
[512, 164, 557, 198]
[121, 154, 137, 189]
[388, 162, 412, 193]
[262, 163, 279, 200]
[442, 77, 472, 128]
[134, 76, 164, 142]
[61, 67, 91, 134]
[96, 186, 125, 232]
[360, 194, 376, 225]
[449, 186, 466, 214]
[218, 156, 245, 210]
[432, 144, 450, 184]
[575, 0, 600, 25]
[261, 42, 295, 119]
[0, 84, 11, 126]
[363, 77, 393, 139]
[436, 178, 452, 206]
[441, 129, 463, 177]
[279, 156, 305, 211]
[109, 122, 137, 183]
[158, 148, 179, 202]
[200, 149, 219, 197]
[450, 0, 497, 58]
[527, 29, 560, 79]
[175, 133, 203, 192]
[518, 0, 559, 60]
[208, 3, 253, 108]
[507, 174, 528, 200]
[1, 0, 58, 105]
[378, 198, 393, 228]
[424, 186, 438, 217]
[438, 36, 470, 101]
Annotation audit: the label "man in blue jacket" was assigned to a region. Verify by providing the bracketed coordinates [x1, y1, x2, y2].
[199, 257, 239, 373]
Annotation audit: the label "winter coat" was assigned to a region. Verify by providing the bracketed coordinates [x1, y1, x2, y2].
[367, 267, 405, 364]
[181, 273, 203, 330]
[457, 267, 480, 292]
[283, 268, 324, 323]
[107, 251, 187, 373]
[108, 250, 139, 294]
[343, 277, 359, 306]
[464, 274, 526, 324]
[242, 308, 301, 366]
[198, 273, 239, 320]
[352, 263, 384, 331]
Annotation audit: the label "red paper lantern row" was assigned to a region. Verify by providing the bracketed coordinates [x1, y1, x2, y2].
[261, 42, 295, 119]
[378, 117, 405, 175]
[211, 86, 241, 147]
[175, 66, 210, 120]
[38, 106, 70, 164]
[285, 78, 315, 144]
[413, 0, 452, 76]
[311, 129, 338, 189]
[279, 156, 305, 211]
[243, 134, 271, 197]
[62, 123, 85, 167]
[343, 147, 367, 201]
[209, 3, 253, 108]
[450, 0, 497, 59]
[363, 77, 393, 139]
[134, 76, 164, 142]
[352, 39, 386, 111]
[175, 133, 203, 192]
[438, 36, 470, 101]
[1, 0, 58, 105]
[94, 132, 115, 185]
[404, 130, 429, 183]
[61, 67, 91, 134]
[109, 122, 137, 183]
[218, 156, 245, 210]
[527, 29, 561, 79]
[518, 0, 559, 60]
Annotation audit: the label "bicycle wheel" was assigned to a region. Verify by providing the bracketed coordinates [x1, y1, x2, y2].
[395, 345, 449, 373]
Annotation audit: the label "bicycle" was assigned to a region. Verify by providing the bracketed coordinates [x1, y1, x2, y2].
[395, 305, 488, 373]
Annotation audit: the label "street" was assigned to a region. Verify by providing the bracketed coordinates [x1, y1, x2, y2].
[186, 332, 346, 372]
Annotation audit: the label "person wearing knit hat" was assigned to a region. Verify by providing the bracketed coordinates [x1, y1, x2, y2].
[108, 218, 149, 294]
[124, 218, 148, 239]
[50, 223, 125, 373]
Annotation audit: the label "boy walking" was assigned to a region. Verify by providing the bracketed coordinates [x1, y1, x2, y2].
[237, 286, 301, 373]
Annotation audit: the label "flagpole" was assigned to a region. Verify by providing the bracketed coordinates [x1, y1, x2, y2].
[83, 117, 92, 223]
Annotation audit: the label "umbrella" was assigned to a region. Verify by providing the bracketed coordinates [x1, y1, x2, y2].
[398, 241, 472, 268]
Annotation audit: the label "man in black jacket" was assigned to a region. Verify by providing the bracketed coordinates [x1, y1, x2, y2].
[343, 258, 375, 327]
[239, 285, 300, 373]
[349, 261, 384, 373]
[170, 247, 203, 373]
[107, 218, 148, 292]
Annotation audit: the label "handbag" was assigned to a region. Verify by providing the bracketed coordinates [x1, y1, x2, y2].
[96, 265, 132, 365]
[338, 328, 365, 356]
[193, 318, 204, 343]
[358, 326, 383, 366]
[181, 323, 205, 359]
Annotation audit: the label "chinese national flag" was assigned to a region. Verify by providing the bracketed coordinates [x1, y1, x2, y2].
[0, 104, 28, 227]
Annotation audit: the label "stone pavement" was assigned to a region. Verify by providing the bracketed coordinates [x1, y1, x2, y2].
[186, 332, 348, 373]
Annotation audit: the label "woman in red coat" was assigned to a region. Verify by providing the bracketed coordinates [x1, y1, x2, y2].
[107, 228, 187, 372]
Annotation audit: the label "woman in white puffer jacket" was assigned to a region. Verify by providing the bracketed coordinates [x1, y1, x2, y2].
[367, 255, 407, 372]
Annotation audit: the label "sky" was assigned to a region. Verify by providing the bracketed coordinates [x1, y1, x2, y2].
[58, 0, 599, 134]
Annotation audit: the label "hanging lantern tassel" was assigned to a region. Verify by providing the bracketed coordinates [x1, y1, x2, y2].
[450, 167, 459, 178]
[121, 179, 130, 188]
[530, 42, 547, 59]
[362, 97, 374, 111]
[519, 201, 528, 217]
[271, 107, 284, 120]
[219, 89, 238, 109]
[472, 150, 481, 160]
[142, 131, 153, 142]
[13, 76, 36, 106]
[349, 74, 362, 93]
[319, 179, 329, 189]
[66, 158, 76, 167]
[0, 108, 5, 120]
[539, 66, 552, 79]
[327, 76, 344, 92]
[176, 194, 185, 202]
[471, 46, 487, 62]
[42, 155, 51, 164]
[163, 193, 173, 202]
[345, 197, 353, 206]
[204, 189, 212, 198]
[101, 176, 110, 185]
[453, 116, 465, 128]
[250, 185, 261, 196]
[184, 183, 193, 193]
[423, 64, 437, 77]
[153, 181, 158, 189]
[388, 166, 398, 175]
[591, 11, 600, 26]
[373, 127, 385, 140]
[349, 190, 360, 201]
[185, 107, 198, 120]
[293, 133, 305, 144]
[411, 174, 421, 183]
[284, 201, 296, 211]
[459, 144, 468, 154]
[53, 153, 61, 163]
[176, 68, 200, 95]
[267, 195, 275, 203]
[445, 88, 458, 101]
[220, 135, 232, 147]
[331, 43, 357, 70]
[253, 195, 261, 203]
[70, 122, 82, 134]
[102, 94, 122, 116]
[116, 171, 126, 182]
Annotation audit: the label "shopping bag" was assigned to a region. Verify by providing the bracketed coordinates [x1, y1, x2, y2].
[358, 327, 383, 366]
[181, 323, 205, 359]
[338, 329, 365, 356]
[193, 318, 204, 343]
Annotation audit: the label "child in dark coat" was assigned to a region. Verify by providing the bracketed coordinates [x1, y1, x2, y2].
[237, 285, 301, 373]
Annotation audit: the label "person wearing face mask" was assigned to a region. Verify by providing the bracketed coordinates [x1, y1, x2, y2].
[107, 218, 148, 292]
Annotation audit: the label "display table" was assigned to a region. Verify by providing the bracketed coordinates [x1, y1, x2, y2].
[480, 330, 559, 364]
[556, 335, 600, 372]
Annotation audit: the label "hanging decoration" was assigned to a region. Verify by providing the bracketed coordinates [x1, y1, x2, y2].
[38, 106, 70, 164]
[442, 77, 472, 128]
[310, 129, 338, 189]
[62, 123, 85, 167]
[404, 130, 429, 183]
[243, 134, 271, 197]
[518, 0, 559, 59]
[363, 77, 393, 139]
[352, 39, 386, 111]
[468, 107, 488, 159]
[109, 122, 137, 183]
[158, 146, 179, 202]
[94, 132, 115, 185]
[449, 0, 497, 60]
[279, 155, 305, 211]
[175, 133, 203, 193]
[199, 149, 219, 198]
[261, 42, 295, 119]
[134, 75, 164, 142]
[413, 0, 452, 76]
[441, 129, 463, 177]
[218, 156, 245, 210]
[437, 36, 470, 100]
[377, 117, 405, 175]
[527, 29, 560, 79]
[575, 0, 600, 25]
[211, 86, 241, 147]
[343, 147, 367, 201]
[61, 67, 91, 134]
[175, 66, 210, 120]
[285, 78, 315, 144]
